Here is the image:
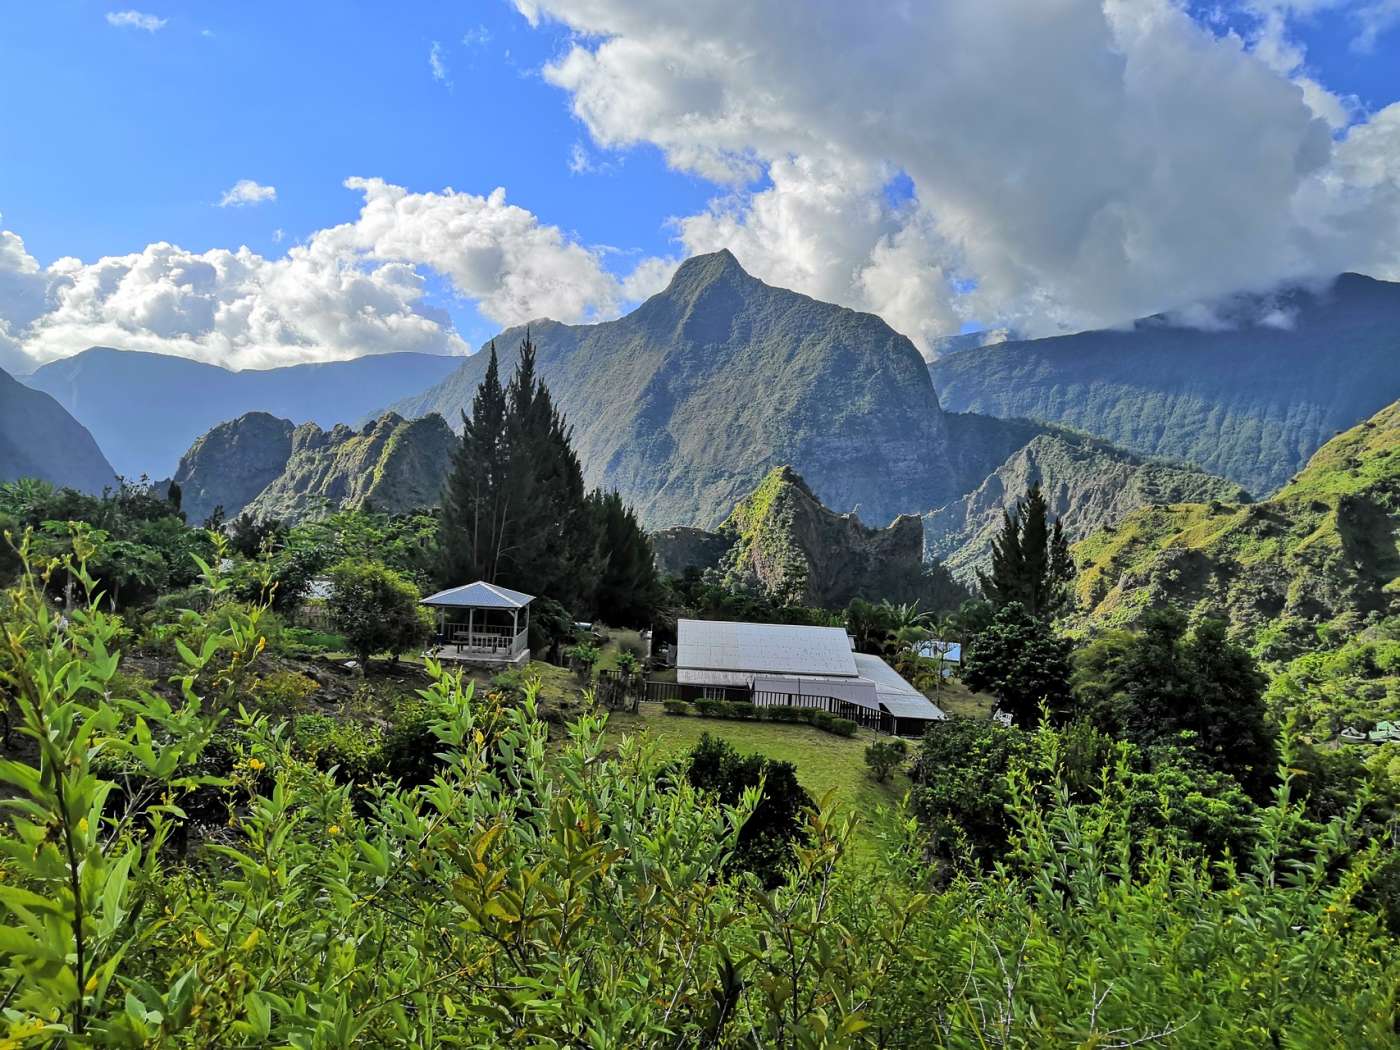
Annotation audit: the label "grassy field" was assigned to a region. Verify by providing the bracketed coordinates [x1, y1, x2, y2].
[603, 705, 912, 858]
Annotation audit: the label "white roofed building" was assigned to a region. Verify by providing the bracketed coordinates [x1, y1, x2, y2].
[675, 618, 944, 735]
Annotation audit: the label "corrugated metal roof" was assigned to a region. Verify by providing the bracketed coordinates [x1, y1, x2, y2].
[853, 653, 946, 722]
[420, 581, 535, 609]
[677, 619, 858, 678]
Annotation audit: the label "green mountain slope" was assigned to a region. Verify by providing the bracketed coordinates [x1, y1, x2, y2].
[24, 348, 462, 479]
[0, 365, 116, 493]
[1072, 399, 1400, 652]
[172, 412, 453, 524]
[924, 432, 1249, 585]
[651, 465, 966, 610]
[929, 273, 1400, 497]
[389, 251, 959, 529]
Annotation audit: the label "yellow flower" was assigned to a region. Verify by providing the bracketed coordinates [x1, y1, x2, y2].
[247, 757, 265, 771]
[77, 818, 89, 834]
[328, 825, 342, 836]
[473, 729, 485, 747]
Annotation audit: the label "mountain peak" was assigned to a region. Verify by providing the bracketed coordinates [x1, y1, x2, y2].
[664, 249, 754, 292]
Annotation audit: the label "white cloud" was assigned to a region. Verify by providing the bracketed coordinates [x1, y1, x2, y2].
[517, 0, 1400, 350]
[105, 10, 166, 32]
[0, 179, 644, 372]
[429, 41, 451, 86]
[218, 179, 277, 208]
[463, 25, 492, 47]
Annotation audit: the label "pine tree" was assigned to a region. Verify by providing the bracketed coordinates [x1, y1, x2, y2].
[976, 481, 1074, 618]
[438, 343, 509, 586]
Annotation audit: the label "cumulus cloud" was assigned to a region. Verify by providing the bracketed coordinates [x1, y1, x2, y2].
[218, 179, 277, 208]
[0, 179, 640, 371]
[517, 0, 1400, 349]
[105, 10, 166, 32]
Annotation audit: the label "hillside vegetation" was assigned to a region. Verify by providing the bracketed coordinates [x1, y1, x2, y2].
[390, 250, 963, 529]
[925, 430, 1247, 585]
[651, 465, 965, 609]
[1073, 398, 1400, 657]
[0, 365, 115, 493]
[173, 411, 454, 523]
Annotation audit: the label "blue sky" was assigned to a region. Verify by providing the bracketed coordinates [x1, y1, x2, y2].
[1, 1, 1398, 370]
[0, 2, 716, 343]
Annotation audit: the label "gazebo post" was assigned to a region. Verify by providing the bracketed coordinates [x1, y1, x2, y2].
[511, 608, 519, 653]
[468, 607, 474, 649]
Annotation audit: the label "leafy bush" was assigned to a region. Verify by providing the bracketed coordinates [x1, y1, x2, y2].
[827, 717, 858, 736]
[693, 698, 723, 717]
[865, 738, 909, 782]
[565, 641, 601, 681]
[327, 558, 432, 666]
[291, 713, 383, 784]
[252, 670, 320, 715]
[380, 696, 448, 786]
[684, 733, 814, 886]
[662, 699, 692, 716]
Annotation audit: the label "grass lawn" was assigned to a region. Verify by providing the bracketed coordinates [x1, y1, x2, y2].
[603, 705, 912, 860]
[930, 678, 996, 720]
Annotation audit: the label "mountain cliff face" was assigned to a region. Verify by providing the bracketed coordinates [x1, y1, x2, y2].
[929, 273, 1400, 497]
[0, 366, 116, 493]
[24, 348, 462, 479]
[172, 412, 453, 524]
[389, 251, 959, 529]
[924, 432, 1249, 585]
[1071, 399, 1400, 652]
[651, 465, 965, 610]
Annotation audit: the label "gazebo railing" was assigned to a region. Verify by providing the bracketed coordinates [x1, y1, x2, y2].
[436, 622, 527, 656]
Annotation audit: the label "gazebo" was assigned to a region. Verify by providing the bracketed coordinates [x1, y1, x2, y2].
[420, 581, 533, 666]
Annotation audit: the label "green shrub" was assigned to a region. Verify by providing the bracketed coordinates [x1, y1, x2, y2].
[827, 717, 858, 737]
[291, 714, 383, 784]
[765, 705, 812, 724]
[380, 696, 447, 787]
[253, 670, 320, 714]
[865, 738, 909, 782]
[662, 699, 692, 716]
[693, 698, 723, 717]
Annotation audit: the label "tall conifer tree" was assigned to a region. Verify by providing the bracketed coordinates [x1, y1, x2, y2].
[977, 481, 1074, 618]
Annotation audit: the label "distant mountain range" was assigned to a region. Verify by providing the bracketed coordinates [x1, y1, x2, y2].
[930, 273, 1400, 498]
[0, 366, 116, 493]
[172, 411, 454, 525]
[22, 348, 462, 480]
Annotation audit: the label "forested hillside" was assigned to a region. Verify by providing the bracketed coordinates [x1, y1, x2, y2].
[930, 273, 1400, 496]
[925, 431, 1248, 585]
[172, 411, 454, 524]
[0, 364, 115, 493]
[1073, 397, 1400, 655]
[652, 465, 966, 609]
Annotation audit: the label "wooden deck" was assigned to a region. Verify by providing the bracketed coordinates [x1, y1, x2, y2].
[429, 643, 531, 667]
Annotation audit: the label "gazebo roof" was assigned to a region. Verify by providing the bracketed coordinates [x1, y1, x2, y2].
[420, 581, 535, 610]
